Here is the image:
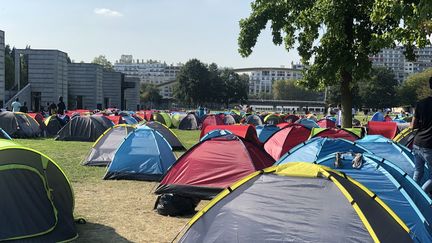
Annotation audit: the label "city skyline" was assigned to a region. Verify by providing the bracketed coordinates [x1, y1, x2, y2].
[0, 0, 301, 69]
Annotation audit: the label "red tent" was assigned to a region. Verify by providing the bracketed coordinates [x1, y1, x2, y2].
[155, 135, 275, 199]
[200, 124, 261, 146]
[367, 121, 398, 139]
[317, 118, 336, 128]
[312, 128, 359, 141]
[201, 114, 224, 131]
[276, 122, 291, 129]
[104, 115, 121, 125]
[264, 124, 311, 160]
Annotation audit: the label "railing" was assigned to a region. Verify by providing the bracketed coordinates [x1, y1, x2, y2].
[4, 83, 31, 109]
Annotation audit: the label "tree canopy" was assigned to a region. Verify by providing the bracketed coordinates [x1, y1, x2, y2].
[174, 59, 249, 106]
[92, 55, 114, 71]
[273, 79, 323, 101]
[398, 68, 432, 107]
[238, 0, 432, 127]
[140, 83, 162, 106]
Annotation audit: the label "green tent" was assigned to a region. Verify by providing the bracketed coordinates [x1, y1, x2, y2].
[153, 112, 172, 128]
[0, 140, 77, 242]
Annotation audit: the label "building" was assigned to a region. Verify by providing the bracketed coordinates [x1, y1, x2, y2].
[114, 55, 182, 85]
[10, 49, 68, 111]
[102, 70, 122, 109]
[157, 80, 176, 99]
[0, 30, 4, 107]
[123, 76, 140, 111]
[370, 46, 432, 83]
[68, 63, 103, 110]
[234, 66, 303, 96]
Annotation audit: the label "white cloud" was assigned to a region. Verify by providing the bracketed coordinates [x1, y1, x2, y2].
[94, 8, 123, 17]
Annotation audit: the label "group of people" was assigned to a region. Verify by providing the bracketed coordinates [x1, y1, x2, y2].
[9, 96, 66, 117]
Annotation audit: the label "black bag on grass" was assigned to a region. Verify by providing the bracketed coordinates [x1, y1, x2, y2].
[155, 194, 199, 216]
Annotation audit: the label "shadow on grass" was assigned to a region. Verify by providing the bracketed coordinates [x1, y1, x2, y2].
[75, 221, 133, 242]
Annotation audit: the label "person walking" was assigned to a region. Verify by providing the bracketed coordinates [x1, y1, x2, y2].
[412, 77, 432, 195]
[11, 98, 21, 112]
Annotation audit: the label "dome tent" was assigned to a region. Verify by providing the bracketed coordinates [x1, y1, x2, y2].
[178, 113, 199, 130]
[55, 115, 114, 142]
[155, 134, 275, 200]
[82, 124, 136, 166]
[104, 126, 176, 181]
[0, 128, 11, 140]
[0, 140, 77, 242]
[0, 111, 41, 138]
[144, 121, 186, 151]
[153, 112, 172, 128]
[177, 163, 412, 243]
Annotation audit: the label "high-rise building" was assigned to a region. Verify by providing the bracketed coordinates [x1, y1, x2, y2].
[370, 46, 432, 83]
[234, 65, 304, 96]
[0, 30, 5, 107]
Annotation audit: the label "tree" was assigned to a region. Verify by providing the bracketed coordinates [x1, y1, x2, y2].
[220, 69, 249, 106]
[174, 59, 210, 105]
[358, 68, 399, 109]
[140, 83, 162, 106]
[4, 45, 15, 90]
[238, 0, 432, 127]
[273, 79, 322, 101]
[207, 63, 224, 103]
[398, 68, 432, 107]
[92, 55, 114, 71]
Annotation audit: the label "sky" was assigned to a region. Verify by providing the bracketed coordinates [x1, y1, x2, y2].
[0, 0, 301, 69]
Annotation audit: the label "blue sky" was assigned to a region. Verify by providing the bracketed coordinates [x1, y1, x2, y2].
[0, 0, 300, 68]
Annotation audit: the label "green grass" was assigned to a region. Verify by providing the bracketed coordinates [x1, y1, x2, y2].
[15, 129, 201, 184]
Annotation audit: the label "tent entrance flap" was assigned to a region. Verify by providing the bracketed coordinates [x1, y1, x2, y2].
[0, 165, 57, 241]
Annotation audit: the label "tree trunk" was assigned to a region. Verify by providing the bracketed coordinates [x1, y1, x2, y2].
[340, 71, 353, 128]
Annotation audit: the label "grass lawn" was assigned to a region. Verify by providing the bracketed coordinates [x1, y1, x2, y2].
[15, 129, 201, 243]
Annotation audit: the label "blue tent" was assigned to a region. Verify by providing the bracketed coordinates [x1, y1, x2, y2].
[200, 129, 232, 142]
[280, 149, 432, 242]
[122, 115, 138, 125]
[0, 128, 11, 140]
[276, 137, 365, 164]
[356, 135, 421, 180]
[104, 126, 176, 181]
[295, 118, 320, 129]
[371, 111, 385, 121]
[256, 125, 280, 143]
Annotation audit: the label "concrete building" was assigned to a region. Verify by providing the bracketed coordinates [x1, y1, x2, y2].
[0, 30, 4, 107]
[68, 63, 103, 110]
[10, 49, 68, 111]
[123, 76, 140, 111]
[102, 70, 122, 109]
[370, 46, 432, 83]
[114, 55, 182, 85]
[234, 65, 303, 96]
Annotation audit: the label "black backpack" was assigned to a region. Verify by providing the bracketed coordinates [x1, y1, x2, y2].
[155, 194, 200, 216]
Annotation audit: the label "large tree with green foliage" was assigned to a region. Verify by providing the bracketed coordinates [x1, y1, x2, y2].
[398, 68, 432, 107]
[238, 0, 432, 127]
[4, 45, 15, 90]
[174, 59, 210, 105]
[220, 69, 249, 106]
[358, 68, 399, 109]
[273, 79, 322, 101]
[140, 83, 162, 105]
[92, 55, 114, 71]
